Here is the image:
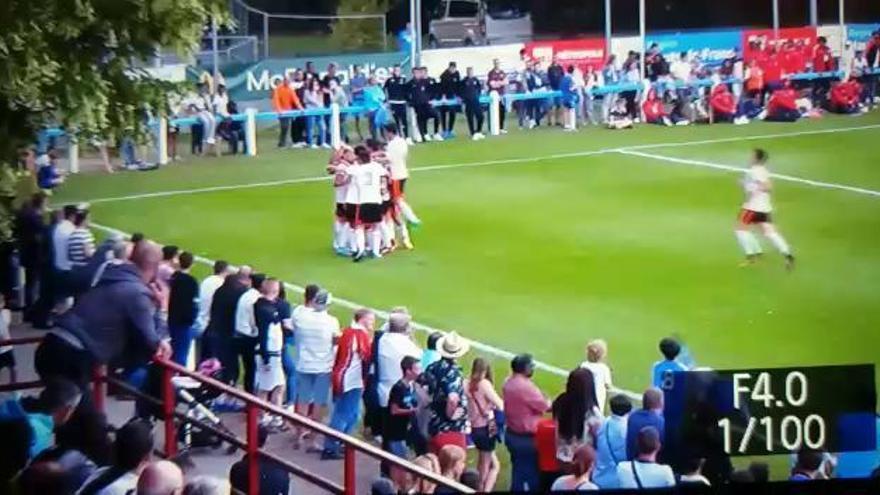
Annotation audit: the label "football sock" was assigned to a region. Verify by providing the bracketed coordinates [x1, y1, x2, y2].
[346, 225, 356, 252]
[370, 229, 382, 256]
[355, 228, 366, 254]
[381, 218, 394, 248]
[765, 231, 791, 256]
[735, 230, 758, 256]
[333, 220, 345, 249]
[398, 200, 421, 224]
[747, 231, 763, 255]
[396, 223, 411, 244]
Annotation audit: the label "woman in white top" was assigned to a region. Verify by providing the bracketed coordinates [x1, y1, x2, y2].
[551, 444, 599, 491]
[580, 339, 613, 413]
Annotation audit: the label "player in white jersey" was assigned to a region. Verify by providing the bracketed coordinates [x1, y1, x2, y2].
[328, 146, 356, 255]
[383, 123, 418, 249]
[366, 139, 398, 254]
[346, 145, 388, 262]
[735, 149, 795, 270]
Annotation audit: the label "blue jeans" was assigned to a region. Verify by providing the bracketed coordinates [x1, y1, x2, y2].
[505, 431, 539, 492]
[281, 337, 296, 405]
[120, 138, 137, 165]
[306, 115, 326, 146]
[323, 388, 363, 454]
[169, 324, 197, 367]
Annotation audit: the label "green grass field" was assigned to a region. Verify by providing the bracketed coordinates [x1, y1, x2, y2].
[55, 114, 880, 480]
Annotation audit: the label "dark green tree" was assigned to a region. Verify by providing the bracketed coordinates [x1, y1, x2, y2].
[0, 0, 228, 240]
[330, 0, 390, 52]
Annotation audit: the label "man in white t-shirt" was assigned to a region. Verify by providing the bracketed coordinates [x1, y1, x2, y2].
[383, 124, 421, 246]
[196, 260, 231, 336]
[616, 426, 675, 489]
[734, 149, 795, 270]
[346, 145, 388, 262]
[234, 273, 264, 394]
[376, 311, 422, 410]
[52, 205, 78, 293]
[291, 289, 341, 450]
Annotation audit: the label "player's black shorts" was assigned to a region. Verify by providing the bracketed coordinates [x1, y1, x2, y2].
[358, 203, 383, 224]
[382, 200, 393, 216]
[0, 351, 16, 370]
[344, 203, 358, 223]
[335, 203, 346, 219]
[739, 209, 772, 224]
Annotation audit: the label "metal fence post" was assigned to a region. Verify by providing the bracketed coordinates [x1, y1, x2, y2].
[488, 91, 501, 136]
[68, 139, 79, 174]
[92, 365, 107, 414]
[330, 104, 342, 148]
[245, 108, 258, 157]
[408, 106, 420, 142]
[162, 365, 178, 458]
[246, 402, 260, 495]
[157, 117, 169, 166]
[344, 444, 356, 494]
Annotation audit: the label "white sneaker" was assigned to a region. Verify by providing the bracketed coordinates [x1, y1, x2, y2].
[476, 132, 485, 140]
[433, 133, 444, 141]
[472, 134, 480, 141]
[405, 137, 414, 145]
[310, 144, 319, 149]
[675, 119, 690, 126]
[423, 134, 432, 142]
[293, 142, 307, 148]
[321, 143, 332, 149]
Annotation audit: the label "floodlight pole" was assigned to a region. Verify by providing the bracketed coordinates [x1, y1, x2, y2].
[604, 0, 612, 59]
[809, 0, 818, 26]
[639, 0, 646, 80]
[409, 0, 421, 67]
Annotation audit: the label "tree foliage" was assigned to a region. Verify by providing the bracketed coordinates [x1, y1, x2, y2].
[0, 0, 228, 241]
[330, 0, 390, 52]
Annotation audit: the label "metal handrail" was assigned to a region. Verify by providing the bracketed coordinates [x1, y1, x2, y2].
[0, 336, 473, 494]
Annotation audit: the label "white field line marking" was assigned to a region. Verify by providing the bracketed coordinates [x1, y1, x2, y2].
[88, 222, 642, 401]
[618, 149, 880, 198]
[81, 123, 880, 205]
[622, 123, 880, 151]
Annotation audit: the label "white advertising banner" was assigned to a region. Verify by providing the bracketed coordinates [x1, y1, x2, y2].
[422, 43, 525, 77]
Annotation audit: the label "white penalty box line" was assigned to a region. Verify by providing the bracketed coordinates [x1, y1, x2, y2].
[82, 123, 880, 205]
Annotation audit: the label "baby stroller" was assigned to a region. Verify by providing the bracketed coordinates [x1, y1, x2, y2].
[136, 359, 237, 453]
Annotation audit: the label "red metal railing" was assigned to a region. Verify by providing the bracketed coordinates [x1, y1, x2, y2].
[2, 336, 473, 495]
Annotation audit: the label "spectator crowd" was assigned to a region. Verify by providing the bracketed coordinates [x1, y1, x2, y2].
[2, 195, 880, 493]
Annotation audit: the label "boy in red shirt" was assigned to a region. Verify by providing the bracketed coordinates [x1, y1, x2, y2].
[642, 89, 672, 126]
[827, 78, 862, 114]
[710, 84, 746, 124]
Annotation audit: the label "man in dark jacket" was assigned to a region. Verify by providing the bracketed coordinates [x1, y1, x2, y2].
[34, 240, 170, 387]
[15, 193, 47, 317]
[439, 62, 461, 138]
[459, 67, 485, 139]
[205, 267, 251, 384]
[168, 252, 199, 367]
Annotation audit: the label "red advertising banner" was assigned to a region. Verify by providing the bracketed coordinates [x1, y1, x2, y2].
[742, 26, 817, 67]
[525, 38, 606, 71]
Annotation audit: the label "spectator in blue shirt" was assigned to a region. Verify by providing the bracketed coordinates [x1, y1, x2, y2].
[560, 66, 580, 131]
[651, 337, 689, 389]
[625, 388, 665, 460]
[593, 394, 632, 489]
[0, 378, 82, 460]
[36, 149, 64, 190]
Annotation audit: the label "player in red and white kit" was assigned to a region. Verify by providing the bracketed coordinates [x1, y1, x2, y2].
[365, 138, 397, 254]
[383, 123, 418, 250]
[735, 149, 795, 270]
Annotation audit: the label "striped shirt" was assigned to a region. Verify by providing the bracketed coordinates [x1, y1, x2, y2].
[67, 227, 95, 266]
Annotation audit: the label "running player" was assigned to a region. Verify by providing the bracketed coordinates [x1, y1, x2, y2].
[328, 146, 355, 255]
[735, 148, 795, 270]
[383, 123, 418, 250]
[347, 145, 388, 262]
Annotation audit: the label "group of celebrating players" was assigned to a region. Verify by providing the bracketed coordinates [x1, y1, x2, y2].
[326, 123, 422, 262]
